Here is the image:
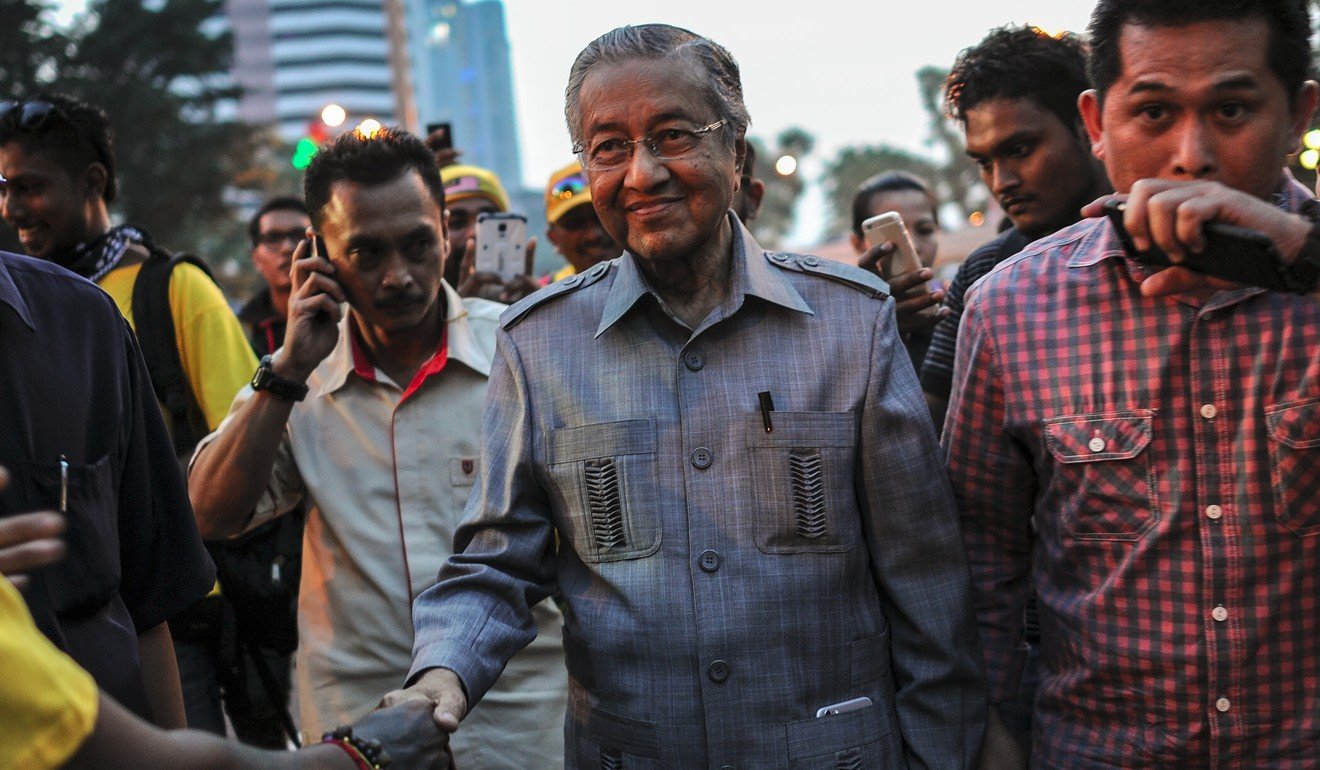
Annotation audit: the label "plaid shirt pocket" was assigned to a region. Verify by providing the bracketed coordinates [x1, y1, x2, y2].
[1265, 397, 1320, 536]
[548, 419, 662, 562]
[1044, 410, 1159, 541]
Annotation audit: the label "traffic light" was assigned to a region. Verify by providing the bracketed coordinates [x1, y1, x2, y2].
[290, 105, 344, 170]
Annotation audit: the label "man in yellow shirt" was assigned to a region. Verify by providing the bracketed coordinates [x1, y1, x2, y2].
[543, 159, 618, 282]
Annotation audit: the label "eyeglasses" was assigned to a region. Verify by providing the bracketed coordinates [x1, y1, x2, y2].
[549, 173, 587, 201]
[573, 119, 728, 171]
[0, 100, 58, 131]
[257, 228, 306, 248]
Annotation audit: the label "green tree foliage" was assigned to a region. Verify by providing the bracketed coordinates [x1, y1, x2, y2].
[0, 0, 269, 258]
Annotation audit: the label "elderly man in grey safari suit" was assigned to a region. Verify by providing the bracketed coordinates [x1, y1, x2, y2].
[385, 23, 987, 769]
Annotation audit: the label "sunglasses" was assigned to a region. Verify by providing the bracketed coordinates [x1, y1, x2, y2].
[550, 174, 588, 201]
[0, 100, 59, 131]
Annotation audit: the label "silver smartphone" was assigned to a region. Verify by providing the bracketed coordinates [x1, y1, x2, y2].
[862, 212, 923, 280]
[815, 695, 873, 718]
[474, 212, 529, 282]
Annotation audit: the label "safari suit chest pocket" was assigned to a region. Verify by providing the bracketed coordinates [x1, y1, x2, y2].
[1265, 397, 1320, 536]
[548, 419, 661, 562]
[746, 411, 858, 554]
[21, 454, 119, 617]
[1044, 410, 1158, 541]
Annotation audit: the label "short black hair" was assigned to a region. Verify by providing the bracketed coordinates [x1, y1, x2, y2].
[303, 126, 444, 230]
[0, 93, 117, 203]
[1088, 0, 1311, 105]
[851, 171, 938, 239]
[248, 195, 309, 247]
[945, 25, 1090, 131]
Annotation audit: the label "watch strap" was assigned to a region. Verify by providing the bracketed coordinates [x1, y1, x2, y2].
[251, 354, 309, 402]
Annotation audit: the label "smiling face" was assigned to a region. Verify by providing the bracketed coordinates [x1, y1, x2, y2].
[0, 141, 102, 258]
[319, 170, 447, 335]
[1080, 18, 1316, 201]
[576, 56, 743, 270]
[963, 97, 1101, 238]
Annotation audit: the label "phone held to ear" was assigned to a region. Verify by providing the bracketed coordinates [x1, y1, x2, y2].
[1102, 199, 1292, 291]
[307, 234, 336, 323]
[474, 212, 529, 282]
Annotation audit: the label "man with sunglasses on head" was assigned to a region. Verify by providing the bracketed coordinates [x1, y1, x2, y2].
[387, 24, 984, 767]
[543, 159, 619, 282]
[0, 93, 259, 735]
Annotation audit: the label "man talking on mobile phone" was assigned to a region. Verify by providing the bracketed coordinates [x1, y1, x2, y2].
[946, 1, 1320, 766]
[187, 127, 567, 767]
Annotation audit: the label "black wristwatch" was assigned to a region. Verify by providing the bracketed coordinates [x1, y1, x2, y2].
[1281, 220, 1320, 294]
[250, 354, 309, 402]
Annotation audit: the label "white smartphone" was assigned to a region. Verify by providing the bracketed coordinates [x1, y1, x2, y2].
[815, 695, 873, 718]
[862, 212, 922, 280]
[474, 212, 529, 282]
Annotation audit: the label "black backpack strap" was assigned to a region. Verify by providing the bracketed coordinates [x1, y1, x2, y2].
[130, 246, 215, 456]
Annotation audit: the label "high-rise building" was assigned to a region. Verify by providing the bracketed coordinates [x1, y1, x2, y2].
[227, 0, 399, 141]
[405, 0, 523, 187]
[224, 0, 524, 188]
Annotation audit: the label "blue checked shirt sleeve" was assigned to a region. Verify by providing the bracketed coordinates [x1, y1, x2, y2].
[857, 303, 987, 768]
[942, 288, 1036, 705]
[408, 328, 559, 703]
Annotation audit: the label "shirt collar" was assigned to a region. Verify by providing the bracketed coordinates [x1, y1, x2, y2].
[0, 254, 35, 330]
[595, 212, 811, 337]
[315, 280, 489, 398]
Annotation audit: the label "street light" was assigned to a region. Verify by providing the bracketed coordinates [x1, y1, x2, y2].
[321, 104, 347, 128]
[775, 155, 797, 176]
[356, 119, 382, 139]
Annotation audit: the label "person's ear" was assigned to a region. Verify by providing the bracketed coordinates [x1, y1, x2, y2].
[1287, 80, 1319, 154]
[742, 178, 766, 223]
[1078, 89, 1105, 161]
[733, 135, 747, 189]
[81, 162, 109, 202]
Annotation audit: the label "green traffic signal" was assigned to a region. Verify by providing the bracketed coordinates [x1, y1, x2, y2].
[291, 137, 318, 169]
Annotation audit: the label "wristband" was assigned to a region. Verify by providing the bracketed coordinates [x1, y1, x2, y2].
[321, 725, 389, 769]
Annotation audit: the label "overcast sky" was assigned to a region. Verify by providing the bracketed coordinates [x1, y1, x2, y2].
[55, 0, 1101, 243]
[502, 0, 1099, 242]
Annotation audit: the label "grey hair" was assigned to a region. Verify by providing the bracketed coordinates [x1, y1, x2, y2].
[564, 24, 751, 150]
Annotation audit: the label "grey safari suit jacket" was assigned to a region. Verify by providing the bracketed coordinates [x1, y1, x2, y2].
[411, 215, 986, 768]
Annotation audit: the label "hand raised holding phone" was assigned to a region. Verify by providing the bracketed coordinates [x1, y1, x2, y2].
[277, 233, 346, 382]
[857, 212, 947, 337]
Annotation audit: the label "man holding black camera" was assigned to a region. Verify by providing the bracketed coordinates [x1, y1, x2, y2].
[946, 1, 1320, 766]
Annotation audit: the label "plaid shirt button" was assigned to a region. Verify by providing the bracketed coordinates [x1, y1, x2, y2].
[1087, 437, 1106, 453]
[1200, 403, 1218, 419]
[1215, 697, 1231, 713]
[1206, 504, 1223, 520]
[1211, 606, 1228, 622]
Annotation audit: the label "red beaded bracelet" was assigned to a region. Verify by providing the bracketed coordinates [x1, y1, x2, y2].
[322, 737, 374, 770]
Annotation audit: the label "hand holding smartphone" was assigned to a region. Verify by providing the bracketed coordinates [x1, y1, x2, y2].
[1102, 199, 1290, 291]
[862, 212, 924, 280]
[474, 213, 530, 282]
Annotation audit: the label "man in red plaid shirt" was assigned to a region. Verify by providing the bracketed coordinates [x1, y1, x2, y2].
[946, 0, 1320, 767]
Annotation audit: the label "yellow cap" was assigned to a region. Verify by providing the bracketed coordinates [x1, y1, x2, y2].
[440, 164, 510, 211]
[545, 160, 591, 224]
